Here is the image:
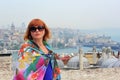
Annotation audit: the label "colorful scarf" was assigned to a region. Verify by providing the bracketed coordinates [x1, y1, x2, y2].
[14, 40, 61, 80]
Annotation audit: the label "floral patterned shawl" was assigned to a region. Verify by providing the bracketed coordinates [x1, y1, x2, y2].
[14, 40, 61, 80]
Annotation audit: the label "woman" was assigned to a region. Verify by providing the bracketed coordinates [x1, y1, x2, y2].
[14, 18, 61, 80]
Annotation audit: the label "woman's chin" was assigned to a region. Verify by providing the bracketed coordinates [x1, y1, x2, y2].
[33, 37, 43, 40]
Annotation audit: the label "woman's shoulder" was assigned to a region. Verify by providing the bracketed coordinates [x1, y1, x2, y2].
[19, 40, 32, 54]
[21, 40, 31, 48]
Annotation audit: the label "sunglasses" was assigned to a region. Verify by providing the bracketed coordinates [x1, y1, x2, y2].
[30, 26, 45, 32]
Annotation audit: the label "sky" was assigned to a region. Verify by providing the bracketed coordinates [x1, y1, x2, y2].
[0, 0, 120, 30]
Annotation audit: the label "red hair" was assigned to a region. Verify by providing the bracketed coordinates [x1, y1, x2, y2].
[24, 18, 51, 41]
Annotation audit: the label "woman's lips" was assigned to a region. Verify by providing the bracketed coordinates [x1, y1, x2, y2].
[35, 34, 40, 36]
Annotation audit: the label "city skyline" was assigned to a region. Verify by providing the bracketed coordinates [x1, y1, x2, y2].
[0, 0, 120, 30]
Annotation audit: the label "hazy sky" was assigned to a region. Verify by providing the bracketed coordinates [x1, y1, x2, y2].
[0, 0, 120, 30]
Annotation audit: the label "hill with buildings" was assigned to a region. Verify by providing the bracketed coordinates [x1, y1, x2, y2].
[0, 24, 120, 52]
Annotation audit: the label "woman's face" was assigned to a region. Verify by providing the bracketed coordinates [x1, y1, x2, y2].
[30, 26, 45, 40]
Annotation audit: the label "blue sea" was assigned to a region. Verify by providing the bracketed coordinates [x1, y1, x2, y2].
[54, 47, 118, 55]
[54, 47, 99, 54]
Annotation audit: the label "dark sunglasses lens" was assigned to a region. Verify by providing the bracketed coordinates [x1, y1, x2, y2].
[30, 26, 45, 32]
[30, 27, 36, 32]
[37, 26, 45, 31]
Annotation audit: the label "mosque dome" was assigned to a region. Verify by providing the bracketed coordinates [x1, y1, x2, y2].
[108, 60, 120, 68]
[67, 56, 90, 68]
[97, 53, 108, 66]
[97, 47, 119, 68]
[97, 57, 107, 66]
[101, 57, 118, 68]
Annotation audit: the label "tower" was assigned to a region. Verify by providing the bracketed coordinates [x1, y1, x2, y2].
[11, 23, 15, 35]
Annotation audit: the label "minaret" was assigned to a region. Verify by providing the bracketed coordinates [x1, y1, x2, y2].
[11, 23, 15, 35]
[79, 48, 83, 70]
[102, 47, 107, 59]
[106, 47, 112, 59]
[118, 51, 120, 59]
[92, 46, 97, 64]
